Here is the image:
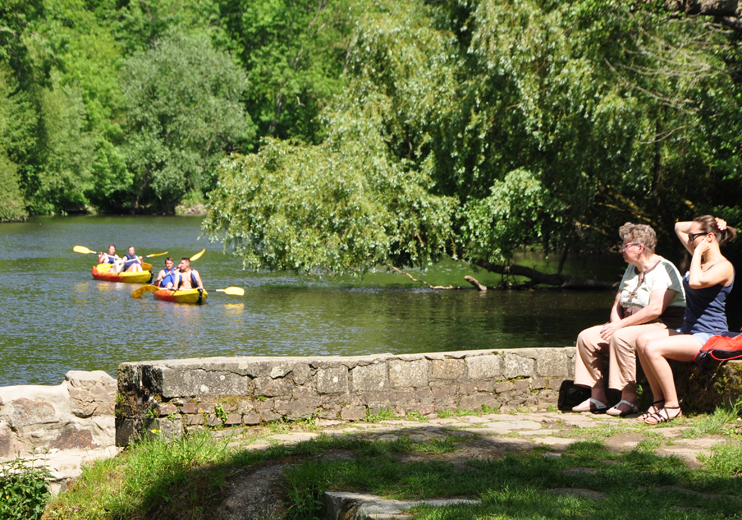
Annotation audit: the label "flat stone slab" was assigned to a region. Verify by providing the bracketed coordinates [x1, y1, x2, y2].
[266, 432, 318, 443]
[481, 420, 542, 430]
[325, 491, 479, 520]
[531, 436, 576, 447]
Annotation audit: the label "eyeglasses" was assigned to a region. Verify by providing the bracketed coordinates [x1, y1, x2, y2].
[688, 232, 711, 243]
[620, 243, 641, 252]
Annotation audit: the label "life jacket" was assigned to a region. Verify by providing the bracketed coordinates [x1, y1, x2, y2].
[123, 253, 140, 269]
[693, 332, 742, 365]
[158, 268, 176, 287]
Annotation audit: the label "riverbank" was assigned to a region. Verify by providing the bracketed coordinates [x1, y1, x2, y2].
[41, 407, 742, 519]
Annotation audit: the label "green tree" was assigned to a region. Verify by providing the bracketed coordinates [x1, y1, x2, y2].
[121, 32, 255, 212]
[217, 0, 353, 143]
[206, 0, 742, 284]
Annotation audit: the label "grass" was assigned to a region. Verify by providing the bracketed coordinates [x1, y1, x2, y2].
[42, 410, 742, 520]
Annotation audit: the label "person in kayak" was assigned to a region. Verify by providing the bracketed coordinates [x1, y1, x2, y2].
[121, 246, 144, 273]
[173, 257, 204, 291]
[154, 257, 177, 288]
[97, 245, 119, 265]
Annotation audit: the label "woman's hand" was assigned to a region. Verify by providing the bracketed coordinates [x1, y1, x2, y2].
[716, 218, 727, 231]
[599, 320, 622, 340]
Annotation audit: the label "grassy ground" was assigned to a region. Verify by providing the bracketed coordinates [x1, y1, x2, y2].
[41, 408, 742, 520]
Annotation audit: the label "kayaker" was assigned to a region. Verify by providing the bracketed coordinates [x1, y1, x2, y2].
[120, 246, 143, 273]
[97, 245, 119, 265]
[173, 257, 204, 291]
[154, 257, 177, 289]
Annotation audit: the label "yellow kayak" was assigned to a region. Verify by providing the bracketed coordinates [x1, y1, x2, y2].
[92, 264, 152, 284]
[153, 288, 208, 304]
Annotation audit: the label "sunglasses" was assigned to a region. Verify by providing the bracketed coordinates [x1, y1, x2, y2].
[688, 232, 711, 243]
[620, 243, 641, 252]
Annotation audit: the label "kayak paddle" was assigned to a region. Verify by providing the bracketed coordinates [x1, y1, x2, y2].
[73, 245, 100, 255]
[146, 251, 168, 258]
[131, 285, 159, 298]
[190, 248, 206, 261]
[216, 287, 245, 296]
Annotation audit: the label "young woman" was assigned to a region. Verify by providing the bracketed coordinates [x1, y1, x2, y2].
[636, 216, 737, 424]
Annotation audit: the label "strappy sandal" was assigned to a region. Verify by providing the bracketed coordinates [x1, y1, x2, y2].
[572, 398, 608, 414]
[644, 406, 682, 425]
[637, 399, 665, 421]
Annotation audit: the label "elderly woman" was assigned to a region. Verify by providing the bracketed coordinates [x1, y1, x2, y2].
[636, 217, 737, 424]
[572, 223, 686, 416]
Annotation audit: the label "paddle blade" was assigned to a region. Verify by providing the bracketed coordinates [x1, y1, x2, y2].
[190, 248, 206, 261]
[146, 251, 168, 258]
[132, 285, 159, 298]
[74, 246, 96, 255]
[96, 263, 113, 272]
[142, 262, 153, 271]
[216, 287, 245, 296]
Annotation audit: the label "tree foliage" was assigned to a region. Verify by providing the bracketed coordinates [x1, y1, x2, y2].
[205, 0, 742, 277]
[121, 32, 254, 212]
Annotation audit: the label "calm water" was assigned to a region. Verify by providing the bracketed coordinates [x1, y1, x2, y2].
[1, 216, 631, 386]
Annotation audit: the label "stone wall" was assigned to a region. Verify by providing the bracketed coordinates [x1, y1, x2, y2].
[0, 370, 117, 459]
[117, 348, 578, 445]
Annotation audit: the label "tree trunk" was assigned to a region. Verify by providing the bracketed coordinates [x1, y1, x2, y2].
[474, 260, 617, 290]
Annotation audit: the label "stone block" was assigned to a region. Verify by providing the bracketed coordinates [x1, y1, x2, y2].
[535, 349, 570, 377]
[180, 403, 197, 414]
[389, 359, 429, 388]
[255, 398, 275, 410]
[156, 403, 178, 416]
[531, 378, 547, 390]
[66, 371, 117, 417]
[430, 359, 465, 380]
[0, 431, 10, 457]
[260, 411, 282, 423]
[197, 403, 215, 414]
[253, 377, 292, 398]
[146, 366, 250, 398]
[292, 364, 312, 385]
[495, 382, 514, 393]
[115, 418, 137, 447]
[351, 363, 388, 392]
[466, 355, 504, 379]
[186, 415, 203, 426]
[206, 415, 222, 427]
[226, 414, 242, 425]
[158, 418, 184, 440]
[459, 394, 500, 412]
[460, 383, 477, 394]
[514, 380, 531, 391]
[416, 403, 435, 415]
[243, 413, 260, 425]
[504, 354, 535, 378]
[317, 366, 349, 394]
[236, 400, 255, 414]
[341, 405, 366, 421]
[293, 386, 319, 399]
[275, 398, 321, 419]
[548, 378, 564, 390]
[11, 398, 57, 427]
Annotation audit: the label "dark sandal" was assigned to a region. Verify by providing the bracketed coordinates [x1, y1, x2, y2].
[644, 406, 682, 425]
[637, 400, 665, 421]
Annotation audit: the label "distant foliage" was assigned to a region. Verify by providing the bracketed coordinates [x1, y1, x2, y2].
[121, 32, 255, 212]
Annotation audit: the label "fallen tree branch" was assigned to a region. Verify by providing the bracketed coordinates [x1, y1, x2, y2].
[464, 275, 487, 292]
[474, 260, 618, 290]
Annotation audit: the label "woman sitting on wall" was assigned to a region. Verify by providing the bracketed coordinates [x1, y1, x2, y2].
[636, 216, 737, 424]
[572, 223, 686, 416]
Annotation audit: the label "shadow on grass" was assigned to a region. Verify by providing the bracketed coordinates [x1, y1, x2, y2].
[44, 423, 742, 520]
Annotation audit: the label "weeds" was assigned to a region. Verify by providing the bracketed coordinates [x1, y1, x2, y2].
[0, 457, 51, 520]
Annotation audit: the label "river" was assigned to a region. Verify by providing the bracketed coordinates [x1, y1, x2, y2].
[0, 216, 658, 386]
